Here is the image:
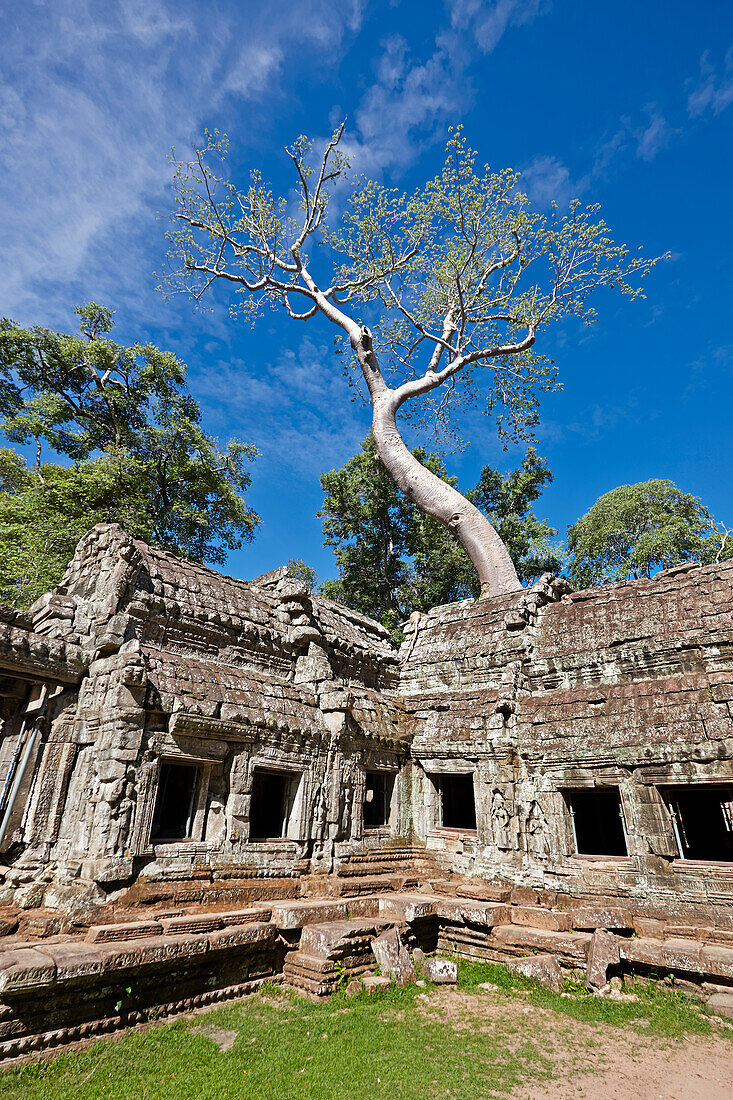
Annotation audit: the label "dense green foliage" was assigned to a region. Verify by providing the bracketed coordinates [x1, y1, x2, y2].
[319, 436, 561, 631]
[567, 478, 731, 587]
[0, 304, 259, 606]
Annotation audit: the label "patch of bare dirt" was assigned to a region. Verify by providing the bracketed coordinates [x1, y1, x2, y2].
[417, 989, 733, 1100]
[189, 1024, 238, 1052]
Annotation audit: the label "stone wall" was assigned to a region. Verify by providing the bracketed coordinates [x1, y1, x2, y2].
[404, 562, 733, 923]
[0, 526, 732, 925]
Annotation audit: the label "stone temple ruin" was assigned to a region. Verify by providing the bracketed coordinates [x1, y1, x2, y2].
[1, 522, 733, 1055]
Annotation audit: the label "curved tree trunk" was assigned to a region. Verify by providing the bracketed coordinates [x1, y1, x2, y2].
[371, 390, 521, 598]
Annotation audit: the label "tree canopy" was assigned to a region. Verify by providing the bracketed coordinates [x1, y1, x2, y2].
[166, 126, 662, 598]
[0, 304, 259, 605]
[566, 479, 731, 587]
[319, 436, 561, 633]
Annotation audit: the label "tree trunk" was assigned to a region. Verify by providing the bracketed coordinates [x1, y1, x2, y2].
[371, 391, 521, 599]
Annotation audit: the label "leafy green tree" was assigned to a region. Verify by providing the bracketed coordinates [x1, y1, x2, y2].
[286, 558, 318, 593]
[566, 479, 731, 587]
[319, 436, 561, 631]
[167, 125, 661, 599]
[0, 451, 145, 606]
[0, 304, 260, 604]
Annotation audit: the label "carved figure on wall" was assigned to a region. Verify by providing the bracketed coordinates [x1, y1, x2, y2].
[490, 790, 516, 850]
[525, 799, 549, 859]
[339, 777, 353, 840]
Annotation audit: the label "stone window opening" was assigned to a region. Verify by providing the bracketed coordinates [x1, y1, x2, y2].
[663, 785, 733, 862]
[564, 787, 628, 857]
[150, 761, 201, 843]
[249, 768, 301, 841]
[434, 773, 477, 832]
[363, 771, 394, 830]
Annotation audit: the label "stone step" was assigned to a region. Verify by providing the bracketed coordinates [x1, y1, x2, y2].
[269, 897, 380, 930]
[300, 918, 392, 959]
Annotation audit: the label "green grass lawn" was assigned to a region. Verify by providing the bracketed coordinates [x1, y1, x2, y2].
[1, 961, 727, 1100]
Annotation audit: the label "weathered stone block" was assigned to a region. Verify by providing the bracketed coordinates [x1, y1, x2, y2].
[586, 929, 620, 992]
[362, 974, 391, 992]
[434, 898, 510, 928]
[707, 992, 733, 1019]
[701, 944, 733, 981]
[510, 887, 540, 907]
[371, 927, 415, 986]
[0, 948, 56, 995]
[378, 895, 435, 921]
[39, 943, 103, 983]
[569, 907, 633, 932]
[423, 957, 457, 984]
[207, 923, 274, 952]
[510, 907, 571, 932]
[86, 919, 162, 943]
[493, 925, 591, 962]
[508, 953, 562, 993]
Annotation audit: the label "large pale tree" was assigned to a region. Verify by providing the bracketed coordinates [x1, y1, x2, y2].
[166, 126, 661, 596]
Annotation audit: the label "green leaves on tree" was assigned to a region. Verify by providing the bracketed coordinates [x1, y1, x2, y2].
[566, 479, 732, 587]
[0, 305, 260, 606]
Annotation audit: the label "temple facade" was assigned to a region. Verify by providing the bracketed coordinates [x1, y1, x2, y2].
[1, 523, 732, 925]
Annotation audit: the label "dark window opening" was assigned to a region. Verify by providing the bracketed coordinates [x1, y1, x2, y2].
[565, 788, 627, 857]
[151, 761, 199, 842]
[250, 769, 297, 840]
[663, 785, 733, 862]
[436, 773, 476, 831]
[364, 771, 394, 829]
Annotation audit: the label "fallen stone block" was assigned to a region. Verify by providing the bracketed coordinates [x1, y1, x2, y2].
[507, 953, 562, 993]
[423, 957, 457, 984]
[707, 992, 733, 1020]
[371, 927, 415, 986]
[620, 936, 703, 975]
[586, 929, 620, 992]
[362, 974, 391, 992]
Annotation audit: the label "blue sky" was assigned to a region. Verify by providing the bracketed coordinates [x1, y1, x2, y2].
[1, 0, 732, 583]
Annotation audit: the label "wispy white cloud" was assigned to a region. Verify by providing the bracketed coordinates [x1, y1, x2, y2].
[634, 105, 676, 162]
[447, 0, 548, 53]
[0, 0, 365, 323]
[521, 100, 677, 209]
[335, 0, 550, 180]
[346, 34, 468, 176]
[196, 336, 369, 481]
[687, 48, 733, 117]
[520, 154, 588, 207]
